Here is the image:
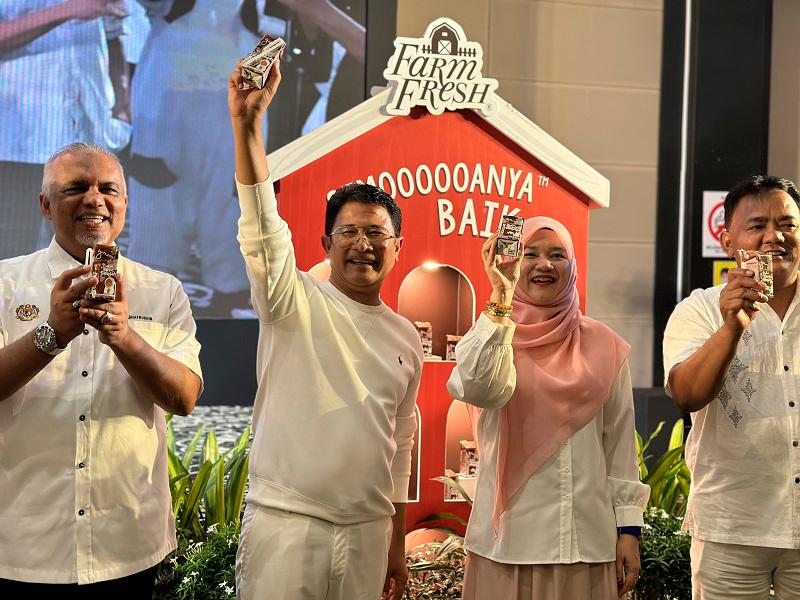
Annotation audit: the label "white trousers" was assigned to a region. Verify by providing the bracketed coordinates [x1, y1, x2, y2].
[236, 503, 392, 600]
[691, 538, 800, 599]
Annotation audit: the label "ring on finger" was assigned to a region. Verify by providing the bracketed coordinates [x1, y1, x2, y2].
[72, 300, 81, 311]
[100, 310, 112, 325]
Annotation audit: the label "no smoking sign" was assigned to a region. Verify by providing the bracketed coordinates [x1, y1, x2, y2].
[702, 191, 727, 258]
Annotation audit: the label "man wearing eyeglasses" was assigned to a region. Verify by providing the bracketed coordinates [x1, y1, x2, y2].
[228, 58, 422, 600]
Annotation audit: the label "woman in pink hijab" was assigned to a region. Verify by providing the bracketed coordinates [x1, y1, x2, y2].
[447, 217, 649, 600]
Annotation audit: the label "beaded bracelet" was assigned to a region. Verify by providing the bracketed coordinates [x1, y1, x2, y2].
[485, 301, 512, 317]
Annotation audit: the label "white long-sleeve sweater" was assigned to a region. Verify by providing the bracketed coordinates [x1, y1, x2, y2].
[237, 178, 423, 524]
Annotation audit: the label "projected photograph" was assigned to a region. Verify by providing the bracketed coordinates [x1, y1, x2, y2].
[0, 0, 366, 318]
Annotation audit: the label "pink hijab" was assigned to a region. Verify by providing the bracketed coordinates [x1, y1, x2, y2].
[489, 216, 629, 533]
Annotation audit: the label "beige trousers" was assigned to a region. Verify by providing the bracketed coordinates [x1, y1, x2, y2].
[691, 538, 800, 599]
[235, 503, 392, 600]
[462, 551, 619, 600]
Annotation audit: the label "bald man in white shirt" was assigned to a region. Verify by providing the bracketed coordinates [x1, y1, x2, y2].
[0, 143, 203, 598]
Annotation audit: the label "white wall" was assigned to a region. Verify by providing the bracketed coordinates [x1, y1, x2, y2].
[769, 0, 800, 181]
[397, 0, 663, 386]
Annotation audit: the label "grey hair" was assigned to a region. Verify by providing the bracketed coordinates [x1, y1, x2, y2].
[41, 143, 126, 198]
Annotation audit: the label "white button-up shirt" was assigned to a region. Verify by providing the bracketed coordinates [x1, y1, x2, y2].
[664, 284, 800, 549]
[447, 314, 649, 564]
[0, 240, 202, 583]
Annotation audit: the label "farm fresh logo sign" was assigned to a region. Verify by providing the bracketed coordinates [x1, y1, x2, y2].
[383, 18, 498, 116]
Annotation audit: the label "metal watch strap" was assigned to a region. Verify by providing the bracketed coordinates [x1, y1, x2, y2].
[33, 322, 66, 356]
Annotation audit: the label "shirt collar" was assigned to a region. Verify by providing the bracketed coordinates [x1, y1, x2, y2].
[45, 237, 124, 280]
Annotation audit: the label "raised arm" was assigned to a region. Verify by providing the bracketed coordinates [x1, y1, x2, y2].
[0, 0, 126, 53]
[276, 0, 366, 64]
[228, 57, 307, 322]
[666, 267, 767, 413]
[446, 232, 520, 409]
[228, 57, 282, 184]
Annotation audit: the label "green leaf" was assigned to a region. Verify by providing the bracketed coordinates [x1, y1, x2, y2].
[643, 446, 684, 487]
[225, 453, 250, 525]
[202, 429, 218, 464]
[167, 446, 189, 482]
[204, 456, 226, 529]
[640, 421, 665, 456]
[432, 535, 464, 560]
[233, 426, 251, 454]
[181, 423, 206, 471]
[166, 419, 176, 455]
[668, 418, 685, 451]
[432, 476, 473, 505]
[177, 460, 213, 537]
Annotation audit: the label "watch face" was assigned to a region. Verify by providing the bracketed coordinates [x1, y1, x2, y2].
[34, 323, 58, 355]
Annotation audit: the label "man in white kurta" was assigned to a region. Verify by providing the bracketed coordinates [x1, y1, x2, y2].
[664, 175, 800, 599]
[0, 144, 202, 595]
[229, 60, 422, 599]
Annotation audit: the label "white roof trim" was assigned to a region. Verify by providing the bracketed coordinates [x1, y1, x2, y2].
[268, 89, 610, 208]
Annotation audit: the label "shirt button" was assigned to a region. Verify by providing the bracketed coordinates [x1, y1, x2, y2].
[796, 477, 800, 484]
[78, 462, 85, 469]
[79, 415, 86, 421]
[794, 441, 799, 447]
[83, 329, 89, 335]
[81, 371, 88, 377]
[791, 402, 796, 408]
[785, 365, 790, 372]
[78, 509, 85, 516]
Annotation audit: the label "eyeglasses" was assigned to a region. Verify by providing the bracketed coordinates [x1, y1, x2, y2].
[330, 225, 397, 248]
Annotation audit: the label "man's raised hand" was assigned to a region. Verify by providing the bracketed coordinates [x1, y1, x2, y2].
[719, 267, 769, 333]
[228, 56, 282, 123]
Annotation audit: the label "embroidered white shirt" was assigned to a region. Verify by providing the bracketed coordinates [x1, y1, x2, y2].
[447, 314, 649, 564]
[0, 239, 202, 583]
[664, 284, 800, 548]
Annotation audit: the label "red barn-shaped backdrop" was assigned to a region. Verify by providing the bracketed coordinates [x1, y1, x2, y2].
[268, 58, 610, 538]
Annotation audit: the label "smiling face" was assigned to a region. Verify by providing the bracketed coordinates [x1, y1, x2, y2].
[40, 150, 127, 259]
[721, 190, 800, 290]
[322, 200, 403, 304]
[518, 228, 572, 305]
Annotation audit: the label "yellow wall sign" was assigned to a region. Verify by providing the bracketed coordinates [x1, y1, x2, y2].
[713, 260, 737, 286]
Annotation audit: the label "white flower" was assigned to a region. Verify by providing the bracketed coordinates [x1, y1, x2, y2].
[182, 576, 191, 584]
[224, 585, 234, 595]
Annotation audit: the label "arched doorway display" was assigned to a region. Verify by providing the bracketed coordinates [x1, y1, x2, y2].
[404, 527, 449, 554]
[443, 399, 478, 502]
[397, 264, 475, 360]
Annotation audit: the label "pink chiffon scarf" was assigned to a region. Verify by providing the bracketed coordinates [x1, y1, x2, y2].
[490, 216, 629, 533]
